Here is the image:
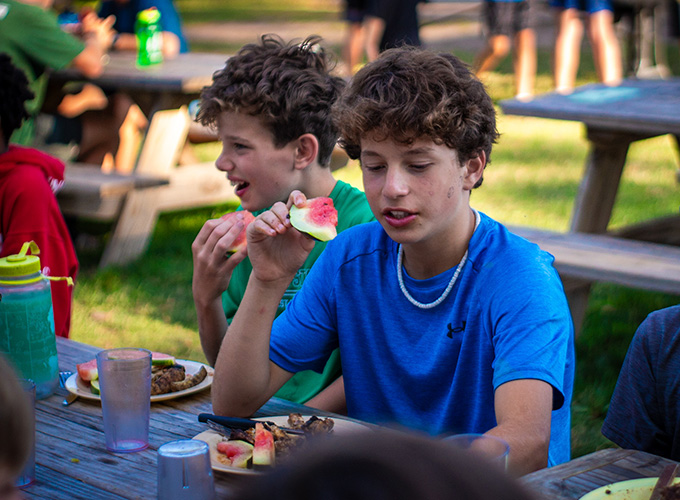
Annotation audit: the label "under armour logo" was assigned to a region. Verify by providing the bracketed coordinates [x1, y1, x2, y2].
[447, 322, 466, 338]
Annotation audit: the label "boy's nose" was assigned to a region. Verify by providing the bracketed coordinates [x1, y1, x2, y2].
[383, 167, 409, 198]
[215, 154, 234, 172]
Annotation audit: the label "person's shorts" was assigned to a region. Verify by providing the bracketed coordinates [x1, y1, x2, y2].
[45, 115, 82, 145]
[482, 0, 535, 37]
[549, 0, 613, 13]
[345, 0, 368, 22]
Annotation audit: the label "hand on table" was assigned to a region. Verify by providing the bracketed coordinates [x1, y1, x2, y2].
[80, 11, 116, 50]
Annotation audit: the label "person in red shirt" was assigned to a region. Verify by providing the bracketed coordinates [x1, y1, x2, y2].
[0, 53, 78, 338]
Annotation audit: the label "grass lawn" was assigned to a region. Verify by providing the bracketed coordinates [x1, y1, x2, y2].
[69, 9, 680, 460]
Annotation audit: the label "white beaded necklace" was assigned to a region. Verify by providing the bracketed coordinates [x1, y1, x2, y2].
[397, 209, 480, 309]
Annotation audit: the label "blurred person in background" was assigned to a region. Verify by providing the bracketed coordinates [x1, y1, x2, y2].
[0, 53, 79, 338]
[342, 0, 369, 75]
[0, 353, 34, 500]
[364, 0, 421, 61]
[474, 0, 537, 101]
[551, 0, 622, 93]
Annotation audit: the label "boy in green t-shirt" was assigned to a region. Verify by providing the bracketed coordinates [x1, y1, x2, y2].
[191, 35, 374, 412]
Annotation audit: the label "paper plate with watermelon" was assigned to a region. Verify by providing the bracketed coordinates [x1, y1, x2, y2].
[64, 352, 214, 403]
[193, 415, 370, 476]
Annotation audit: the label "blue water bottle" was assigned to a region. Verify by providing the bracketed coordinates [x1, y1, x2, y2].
[0, 242, 72, 399]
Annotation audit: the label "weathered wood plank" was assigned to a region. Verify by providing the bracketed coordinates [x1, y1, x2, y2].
[510, 226, 680, 295]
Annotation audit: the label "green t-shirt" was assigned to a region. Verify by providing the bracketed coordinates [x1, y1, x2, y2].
[222, 180, 375, 403]
[0, 0, 84, 144]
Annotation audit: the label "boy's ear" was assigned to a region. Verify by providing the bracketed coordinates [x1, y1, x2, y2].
[293, 134, 320, 170]
[462, 151, 486, 189]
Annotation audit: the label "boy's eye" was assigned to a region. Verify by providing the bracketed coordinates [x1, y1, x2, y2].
[361, 163, 384, 172]
[409, 163, 431, 170]
[234, 143, 247, 150]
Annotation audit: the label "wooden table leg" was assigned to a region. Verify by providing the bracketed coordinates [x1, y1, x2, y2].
[567, 129, 638, 334]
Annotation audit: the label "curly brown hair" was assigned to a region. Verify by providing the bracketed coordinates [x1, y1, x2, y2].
[335, 47, 499, 187]
[0, 53, 34, 143]
[197, 35, 345, 167]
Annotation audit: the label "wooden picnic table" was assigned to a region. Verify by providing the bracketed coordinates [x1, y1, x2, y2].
[500, 78, 680, 332]
[49, 51, 230, 117]
[520, 447, 679, 499]
[23, 337, 343, 499]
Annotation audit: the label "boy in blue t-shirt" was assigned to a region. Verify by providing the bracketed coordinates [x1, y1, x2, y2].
[212, 46, 574, 476]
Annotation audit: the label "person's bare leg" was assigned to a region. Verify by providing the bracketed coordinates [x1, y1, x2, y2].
[587, 9, 622, 85]
[77, 93, 132, 166]
[554, 8, 584, 94]
[344, 21, 365, 75]
[513, 27, 536, 100]
[364, 16, 385, 62]
[474, 34, 512, 76]
[114, 103, 148, 173]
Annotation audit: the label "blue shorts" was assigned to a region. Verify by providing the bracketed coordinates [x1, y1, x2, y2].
[483, 1, 535, 36]
[549, 0, 612, 13]
[345, 0, 368, 22]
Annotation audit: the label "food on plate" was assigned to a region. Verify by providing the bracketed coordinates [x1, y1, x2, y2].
[289, 197, 338, 241]
[214, 413, 335, 470]
[151, 364, 207, 395]
[215, 440, 253, 469]
[253, 423, 276, 468]
[76, 359, 98, 381]
[220, 210, 255, 254]
[661, 483, 680, 499]
[76, 352, 207, 397]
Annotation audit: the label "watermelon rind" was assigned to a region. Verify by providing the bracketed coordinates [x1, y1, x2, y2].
[151, 352, 176, 367]
[90, 380, 100, 395]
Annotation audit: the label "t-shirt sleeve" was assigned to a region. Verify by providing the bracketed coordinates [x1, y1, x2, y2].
[268, 242, 340, 374]
[485, 253, 573, 411]
[12, 7, 84, 70]
[602, 315, 664, 452]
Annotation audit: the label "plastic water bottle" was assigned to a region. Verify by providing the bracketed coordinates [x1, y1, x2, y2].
[135, 7, 163, 67]
[0, 242, 71, 399]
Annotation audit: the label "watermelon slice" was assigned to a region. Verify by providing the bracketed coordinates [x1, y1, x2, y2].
[252, 423, 275, 468]
[151, 352, 175, 367]
[289, 197, 338, 242]
[77, 352, 174, 381]
[220, 210, 255, 254]
[76, 359, 98, 381]
[216, 440, 254, 468]
[90, 380, 100, 395]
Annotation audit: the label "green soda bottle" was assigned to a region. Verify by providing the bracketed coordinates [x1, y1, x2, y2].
[135, 7, 163, 66]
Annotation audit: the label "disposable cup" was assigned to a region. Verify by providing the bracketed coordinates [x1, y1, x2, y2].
[443, 433, 510, 470]
[157, 439, 215, 500]
[16, 379, 36, 488]
[96, 348, 151, 453]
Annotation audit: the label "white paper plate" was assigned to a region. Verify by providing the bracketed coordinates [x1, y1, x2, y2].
[193, 415, 370, 476]
[65, 360, 213, 403]
[580, 477, 680, 499]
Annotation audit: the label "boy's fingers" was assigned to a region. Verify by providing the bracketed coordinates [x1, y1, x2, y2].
[286, 190, 307, 209]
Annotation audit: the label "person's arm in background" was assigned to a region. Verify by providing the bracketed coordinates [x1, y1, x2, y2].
[304, 376, 346, 414]
[73, 11, 115, 77]
[192, 213, 249, 366]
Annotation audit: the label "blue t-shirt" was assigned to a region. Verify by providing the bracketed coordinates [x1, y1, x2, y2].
[99, 0, 189, 53]
[602, 305, 680, 461]
[269, 212, 575, 466]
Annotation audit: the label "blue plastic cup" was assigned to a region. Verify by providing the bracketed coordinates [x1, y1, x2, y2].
[97, 348, 151, 453]
[157, 439, 215, 500]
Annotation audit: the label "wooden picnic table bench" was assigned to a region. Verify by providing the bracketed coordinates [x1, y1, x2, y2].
[511, 225, 680, 296]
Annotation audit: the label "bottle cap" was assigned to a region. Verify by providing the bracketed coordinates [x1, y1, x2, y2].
[0, 241, 42, 280]
[137, 7, 160, 23]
